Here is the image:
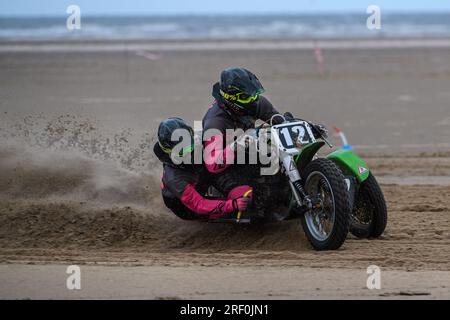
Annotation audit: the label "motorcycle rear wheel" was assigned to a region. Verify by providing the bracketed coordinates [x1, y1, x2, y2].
[300, 159, 351, 250]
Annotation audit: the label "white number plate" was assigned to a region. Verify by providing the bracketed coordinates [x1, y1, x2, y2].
[272, 121, 316, 152]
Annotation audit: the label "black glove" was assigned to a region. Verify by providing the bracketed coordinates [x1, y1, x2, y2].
[310, 123, 329, 139]
[284, 112, 294, 120]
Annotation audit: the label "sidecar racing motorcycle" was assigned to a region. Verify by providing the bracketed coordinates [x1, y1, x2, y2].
[206, 114, 387, 251]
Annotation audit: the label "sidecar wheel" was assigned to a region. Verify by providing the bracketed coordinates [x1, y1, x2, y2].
[301, 159, 351, 251]
[350, 173, 387, 238]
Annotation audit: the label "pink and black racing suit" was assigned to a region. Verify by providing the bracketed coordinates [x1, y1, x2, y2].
[154, 143, 246, 220]
[202, 85, 280, 196]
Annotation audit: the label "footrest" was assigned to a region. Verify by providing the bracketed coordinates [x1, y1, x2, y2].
[209, 217, 252, 224]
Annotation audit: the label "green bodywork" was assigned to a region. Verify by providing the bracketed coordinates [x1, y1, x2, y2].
[326, 148, 370, 183]
[294, 142, 370, 183]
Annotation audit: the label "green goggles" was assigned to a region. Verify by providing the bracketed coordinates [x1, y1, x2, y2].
[236, 92, 259, 104]
[160, 142, 194, 157]
[220, 90, 262, 105]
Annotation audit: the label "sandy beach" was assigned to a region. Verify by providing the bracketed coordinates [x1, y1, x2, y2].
[1, 39, 450, 299]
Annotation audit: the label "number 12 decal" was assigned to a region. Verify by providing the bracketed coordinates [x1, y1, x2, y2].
[279, 125, 310, 149]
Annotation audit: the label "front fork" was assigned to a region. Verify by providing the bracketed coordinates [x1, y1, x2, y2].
[282, 154, 313, 210]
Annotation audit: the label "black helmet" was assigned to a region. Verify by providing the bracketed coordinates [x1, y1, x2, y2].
[157, 117, 194, 155]
[216, 67, 265, 116]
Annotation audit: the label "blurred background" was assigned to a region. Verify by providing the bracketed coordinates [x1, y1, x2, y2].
[1, 0, 450, 40]
[1, 0, 450, 154]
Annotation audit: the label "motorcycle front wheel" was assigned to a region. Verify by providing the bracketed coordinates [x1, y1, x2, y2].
[300, 158, 351, 250]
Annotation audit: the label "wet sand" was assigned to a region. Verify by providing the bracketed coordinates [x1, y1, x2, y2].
[1, 264, 449, 300]
[1, 40, 450, 299]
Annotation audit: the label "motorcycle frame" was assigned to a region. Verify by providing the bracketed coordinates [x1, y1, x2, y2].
[271, 122, 371, 212]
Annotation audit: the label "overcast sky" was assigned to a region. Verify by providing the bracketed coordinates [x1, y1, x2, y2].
[1, 0, 449, 16]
